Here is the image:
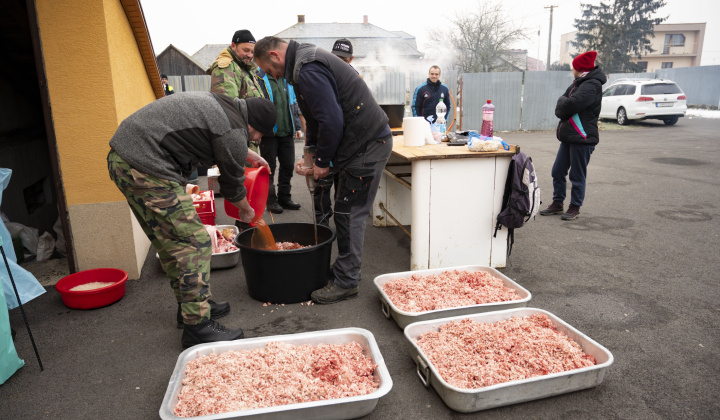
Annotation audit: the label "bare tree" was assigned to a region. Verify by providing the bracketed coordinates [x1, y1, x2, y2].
[427, 1, 528, 73]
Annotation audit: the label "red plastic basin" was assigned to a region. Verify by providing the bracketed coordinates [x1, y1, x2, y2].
[224, 166, 269, 226]
[55, 268, 128, 310]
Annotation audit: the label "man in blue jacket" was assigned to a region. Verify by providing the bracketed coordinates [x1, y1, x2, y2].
[254, 36, 392, 304]
[256, 68, 304, 213]
[412, 66, 451, 123]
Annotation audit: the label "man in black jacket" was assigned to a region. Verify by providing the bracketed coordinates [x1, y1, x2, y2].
[254, 37, 393, 304]
[412, 66, 451, 123]
[540, 51, 606, 220]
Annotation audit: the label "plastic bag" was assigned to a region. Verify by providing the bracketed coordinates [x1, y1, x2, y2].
[4, 222, 39, 258]
[53, 217, 66, 254]
[0, 236, 25, 384]
[0, 169, 46, 309]
[36, 232, 55, 261]
[467, 131, 498, 152]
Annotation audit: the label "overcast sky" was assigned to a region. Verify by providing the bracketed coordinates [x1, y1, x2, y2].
[141, 0, 720, 66]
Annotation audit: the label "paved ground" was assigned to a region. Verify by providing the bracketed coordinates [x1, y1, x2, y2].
[3, 116, 719, 419]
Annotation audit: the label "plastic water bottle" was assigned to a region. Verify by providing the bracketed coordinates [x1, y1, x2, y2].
[481, 99, 495, 137]
[435, 94, 447, 131]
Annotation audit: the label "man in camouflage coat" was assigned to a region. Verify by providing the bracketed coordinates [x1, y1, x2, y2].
[108, 92, 276, 348]
[208, 30, 264, 102]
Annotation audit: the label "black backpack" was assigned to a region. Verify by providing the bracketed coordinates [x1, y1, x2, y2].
[493, 151, 541, 255]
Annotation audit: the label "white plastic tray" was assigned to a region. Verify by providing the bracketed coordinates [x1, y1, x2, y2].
[373, 265, 531, 329]
[159, 328, 393, 420]
[404, 308, 614, 412]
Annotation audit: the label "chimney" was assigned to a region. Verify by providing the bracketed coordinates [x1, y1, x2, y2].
[363, 15, 368, 24]
[298, 15, 305, 23]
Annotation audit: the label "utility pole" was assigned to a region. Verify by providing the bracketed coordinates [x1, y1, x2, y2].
[545, 5, 558, 70]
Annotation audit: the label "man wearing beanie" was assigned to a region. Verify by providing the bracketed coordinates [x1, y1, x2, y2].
[161, 74, 174, 96]
[254, 37, 393, 305]
[107, 92, 274, 348]
[208, 29, 264, 102]
[540, 50, 606, 220]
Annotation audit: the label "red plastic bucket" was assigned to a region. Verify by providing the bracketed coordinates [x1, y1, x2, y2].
[55, 268, 128, 310]
[224, 166, 269, 226]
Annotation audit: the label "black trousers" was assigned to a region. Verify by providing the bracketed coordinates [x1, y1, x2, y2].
[259, 134, 295, 203]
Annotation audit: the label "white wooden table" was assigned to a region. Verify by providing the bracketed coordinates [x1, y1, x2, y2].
[372, 136, 518, 270]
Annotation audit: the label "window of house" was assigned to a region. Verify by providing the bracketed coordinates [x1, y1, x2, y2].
[636, 61, 648, 72]
[663, 34, 685, 54]
[661, 62, 673, 69]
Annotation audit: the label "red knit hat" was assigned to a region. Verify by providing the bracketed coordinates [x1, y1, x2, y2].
[572, 51, 597, 72]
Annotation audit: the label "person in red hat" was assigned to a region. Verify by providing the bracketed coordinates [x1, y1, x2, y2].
[540, 50, 606, 220]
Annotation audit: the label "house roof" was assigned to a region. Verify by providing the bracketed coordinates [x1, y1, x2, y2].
[192, 44, 228, 70]
[275, 23, 422, 59]
[121, 0, 163, 99]
[157, 44, 206, 71]
[192, 22, 423, 69]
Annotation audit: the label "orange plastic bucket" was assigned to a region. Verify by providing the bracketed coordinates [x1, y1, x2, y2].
[224, 166, 269, 226]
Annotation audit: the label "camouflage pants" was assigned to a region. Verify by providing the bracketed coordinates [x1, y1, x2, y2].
[107, 150, 212, 325]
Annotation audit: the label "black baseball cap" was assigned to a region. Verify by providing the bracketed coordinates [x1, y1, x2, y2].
[332, 39, 353, 58]
[232, 29, 256, 44]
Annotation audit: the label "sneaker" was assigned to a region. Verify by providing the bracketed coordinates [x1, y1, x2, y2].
[539, 201, 564, 215]
[181, 318, 244, 349]
[311, 283, 358, 304]
[176, 300, 230, 328]
[561, 204, 581, 220]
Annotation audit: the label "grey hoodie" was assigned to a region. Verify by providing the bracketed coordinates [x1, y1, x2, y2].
[109, 91, 249, 202]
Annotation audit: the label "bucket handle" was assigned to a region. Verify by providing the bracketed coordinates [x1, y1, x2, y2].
[415, 354, 431, 388]
[381, 297, 391, 319]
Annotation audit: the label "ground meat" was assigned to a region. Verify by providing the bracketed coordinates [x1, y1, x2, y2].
[275, 242, 309, 250]
[173, 341, 378, 417]
[414, 314, 596, 389]
[382, 270, 520, 312]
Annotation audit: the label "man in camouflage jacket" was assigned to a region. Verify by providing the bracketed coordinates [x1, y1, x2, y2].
[207, 29, 264, 101]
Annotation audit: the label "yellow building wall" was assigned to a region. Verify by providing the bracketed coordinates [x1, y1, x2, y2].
[35, 0, 155, 277]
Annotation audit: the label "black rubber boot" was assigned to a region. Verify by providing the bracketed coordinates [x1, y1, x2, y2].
[181, 319, 244, 349]
[176, 300, 230, 328]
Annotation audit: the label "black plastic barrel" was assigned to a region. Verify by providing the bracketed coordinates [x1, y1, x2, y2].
[235, 223, 336, 303]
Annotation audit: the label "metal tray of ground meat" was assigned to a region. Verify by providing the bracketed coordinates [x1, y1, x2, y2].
[155, 225, 240, 270]
[373, 265, 531, 329]
[159, 327, 393, 420]
[404, 308, 614, 412]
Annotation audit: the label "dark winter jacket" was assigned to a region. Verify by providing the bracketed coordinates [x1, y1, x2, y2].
[284, 40, 389, 169]
[412, 78, 451, 123]
[555, 66, 607, 145]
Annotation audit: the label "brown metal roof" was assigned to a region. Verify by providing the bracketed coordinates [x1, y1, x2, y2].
[120, 0, 164, 99]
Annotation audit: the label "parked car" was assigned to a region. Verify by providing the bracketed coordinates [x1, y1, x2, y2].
[600, 79, 687, 125]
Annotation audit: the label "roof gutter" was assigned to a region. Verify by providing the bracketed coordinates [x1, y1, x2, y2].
[120, 0, 164, 99]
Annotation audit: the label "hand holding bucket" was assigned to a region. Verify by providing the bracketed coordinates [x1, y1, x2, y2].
[224, 166, 270, 227]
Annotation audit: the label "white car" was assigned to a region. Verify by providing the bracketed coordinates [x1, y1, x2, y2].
[600, 79, 687, 125]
